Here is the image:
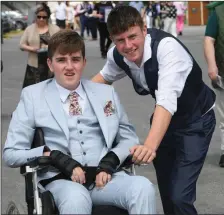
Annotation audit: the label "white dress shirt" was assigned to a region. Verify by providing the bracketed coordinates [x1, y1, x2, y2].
[100, 34, 194, 115]
[55, 3, 67, 20]
[55, 80, 86, 116]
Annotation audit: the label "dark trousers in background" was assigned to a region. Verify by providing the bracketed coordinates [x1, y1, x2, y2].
[80, 15, 89, 38]
[56, 19, 66, 29]
[98, 22, 112, 57]
[88, 17, 98, 40]
[153, 110, 216, 215]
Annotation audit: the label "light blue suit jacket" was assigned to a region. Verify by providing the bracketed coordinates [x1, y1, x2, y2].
[3, 79, 139, 182]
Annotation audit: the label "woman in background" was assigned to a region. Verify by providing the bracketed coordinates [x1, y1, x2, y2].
[173, 1, 187, 36]
[20, 3, 60, 88]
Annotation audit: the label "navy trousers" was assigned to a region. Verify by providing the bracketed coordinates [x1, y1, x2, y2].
[153, 110, 216, 215]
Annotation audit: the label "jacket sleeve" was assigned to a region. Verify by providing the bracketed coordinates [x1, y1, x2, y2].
[110, 87, 140, 164]
[3, 88, 46, 168]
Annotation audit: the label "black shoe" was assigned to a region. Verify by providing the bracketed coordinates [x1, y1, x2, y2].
[179, 31, 182, 36]
[219, 154, 224, 167]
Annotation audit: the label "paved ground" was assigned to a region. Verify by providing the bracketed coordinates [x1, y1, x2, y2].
[1, 26, 224, 214]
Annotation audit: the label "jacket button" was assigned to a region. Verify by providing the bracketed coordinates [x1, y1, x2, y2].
[80, 130, 82, 134]
[83, 152, 86, 155]
[78, 120, 80, 124]
[81, 141, 84, 145]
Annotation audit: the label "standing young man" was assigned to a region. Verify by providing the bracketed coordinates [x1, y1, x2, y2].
[92, 6, 216, 215]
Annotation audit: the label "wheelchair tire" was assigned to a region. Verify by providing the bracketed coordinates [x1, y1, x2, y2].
[5, 201, 27, 215]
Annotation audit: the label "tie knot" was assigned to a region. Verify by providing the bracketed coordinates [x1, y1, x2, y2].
[69, 91, 79, 100]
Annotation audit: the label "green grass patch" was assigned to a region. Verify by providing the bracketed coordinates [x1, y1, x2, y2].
[3, 30, 24, 39]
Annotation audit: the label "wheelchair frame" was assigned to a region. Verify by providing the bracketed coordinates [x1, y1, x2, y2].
[19, 128, 136, 215]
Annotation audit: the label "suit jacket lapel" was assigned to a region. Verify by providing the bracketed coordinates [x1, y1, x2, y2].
[82, 80, 109, 145]
[44, 80, 69, 141]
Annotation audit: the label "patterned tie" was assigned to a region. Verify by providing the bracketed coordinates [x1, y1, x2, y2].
[68, 92, 82, 116]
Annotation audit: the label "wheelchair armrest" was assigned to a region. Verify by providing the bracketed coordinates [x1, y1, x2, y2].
[20, 156, 52, 175]
[120, 155, 134, 169]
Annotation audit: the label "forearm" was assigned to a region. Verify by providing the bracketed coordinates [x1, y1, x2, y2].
[204, 37, 217, 68]
[145, 105, 172, 150]
[20, 44, 36, 52]
[91, 73, 112, 85]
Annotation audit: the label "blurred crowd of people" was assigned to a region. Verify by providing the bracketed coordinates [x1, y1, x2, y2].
[140, 1, 187, 37]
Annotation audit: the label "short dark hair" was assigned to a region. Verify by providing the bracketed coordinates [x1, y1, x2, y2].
[35, 3, 51, 19]
[48, 30, 85, 59]
[107, 6, 144, 36]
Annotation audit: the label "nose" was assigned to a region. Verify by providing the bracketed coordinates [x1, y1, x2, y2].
[65, 60, 73, 70]
[124, 39, 132, 49]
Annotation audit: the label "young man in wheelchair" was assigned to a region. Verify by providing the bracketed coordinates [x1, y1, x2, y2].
[3, 30, 156, 214]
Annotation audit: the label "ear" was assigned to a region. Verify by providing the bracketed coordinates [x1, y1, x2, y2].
[47, 58, 54, 73]
[109, 35, 114, 43]
[143, 25, 147, 37]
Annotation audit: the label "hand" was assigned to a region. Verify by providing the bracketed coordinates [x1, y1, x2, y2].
[95, 171, 111, 188]
[208, 66, 218, 81]
[31, 47, 40, 53]
[98, 14, 103, 19]
[130, 145, 156, 164]
[43, 151, 50, 156]
[71, 167, 86, 184]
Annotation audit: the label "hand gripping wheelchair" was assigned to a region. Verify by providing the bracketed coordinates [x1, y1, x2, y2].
[14, 128, 136, 215]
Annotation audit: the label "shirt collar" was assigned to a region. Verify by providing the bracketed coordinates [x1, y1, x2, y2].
[55, 79, 85, 103]
[123, 34, 152, 68]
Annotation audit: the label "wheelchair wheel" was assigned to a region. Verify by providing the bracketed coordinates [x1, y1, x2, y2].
[5, 201, 27, 215]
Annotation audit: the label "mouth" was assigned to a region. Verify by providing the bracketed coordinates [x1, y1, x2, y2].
[64, 72, 75, 77]
[125, 48, 137, 55]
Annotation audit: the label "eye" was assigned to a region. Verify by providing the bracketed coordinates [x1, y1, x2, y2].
[72, 58, 80, 62]
[57, 58, 65, 62]
[130, 35, 136, 39]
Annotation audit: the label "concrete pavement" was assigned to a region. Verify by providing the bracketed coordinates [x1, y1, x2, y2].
[1, 26, 224, 214]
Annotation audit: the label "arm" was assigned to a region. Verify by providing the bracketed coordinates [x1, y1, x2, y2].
[204, 11, 219, 81]
[91, 47, 127, 84]
[3, 88, 45, 167]
[111, 87, 140, 164]
[131, 37, 193, 163]
[204, 37, 218, 81]
[96, 87, 139, 187]
[91, 73, 112, 84]
[20, 27, 39, 53]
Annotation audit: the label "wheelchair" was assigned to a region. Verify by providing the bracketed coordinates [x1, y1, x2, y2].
[6, 128, 136, 215]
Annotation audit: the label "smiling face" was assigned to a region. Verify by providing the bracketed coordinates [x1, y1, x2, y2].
[111, 25, 147, 66]
[47, 51, 86, 90]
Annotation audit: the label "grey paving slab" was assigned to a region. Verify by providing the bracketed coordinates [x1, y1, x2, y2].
[1, 27, 224, 214]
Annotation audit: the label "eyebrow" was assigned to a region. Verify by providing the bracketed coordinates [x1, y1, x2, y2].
[55, 56, 82, 60]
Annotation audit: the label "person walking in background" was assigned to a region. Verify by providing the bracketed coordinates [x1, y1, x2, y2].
[55, 1, 67, 29]
[144, 2, 153, 29]
[173, 1, 186, 36]
[163, 1, 177, 37]
[129, 1, 144, 17]
[76, 2, 91, 39]
[20, 3, 60, 88]
[159, 1, 167, 30]
[87, 2, 98, 40]
[152, 2, 160, 29]
[65, 1, 75, 30]
[93, 1, 114, 58]
[204, 2, 224, 167]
